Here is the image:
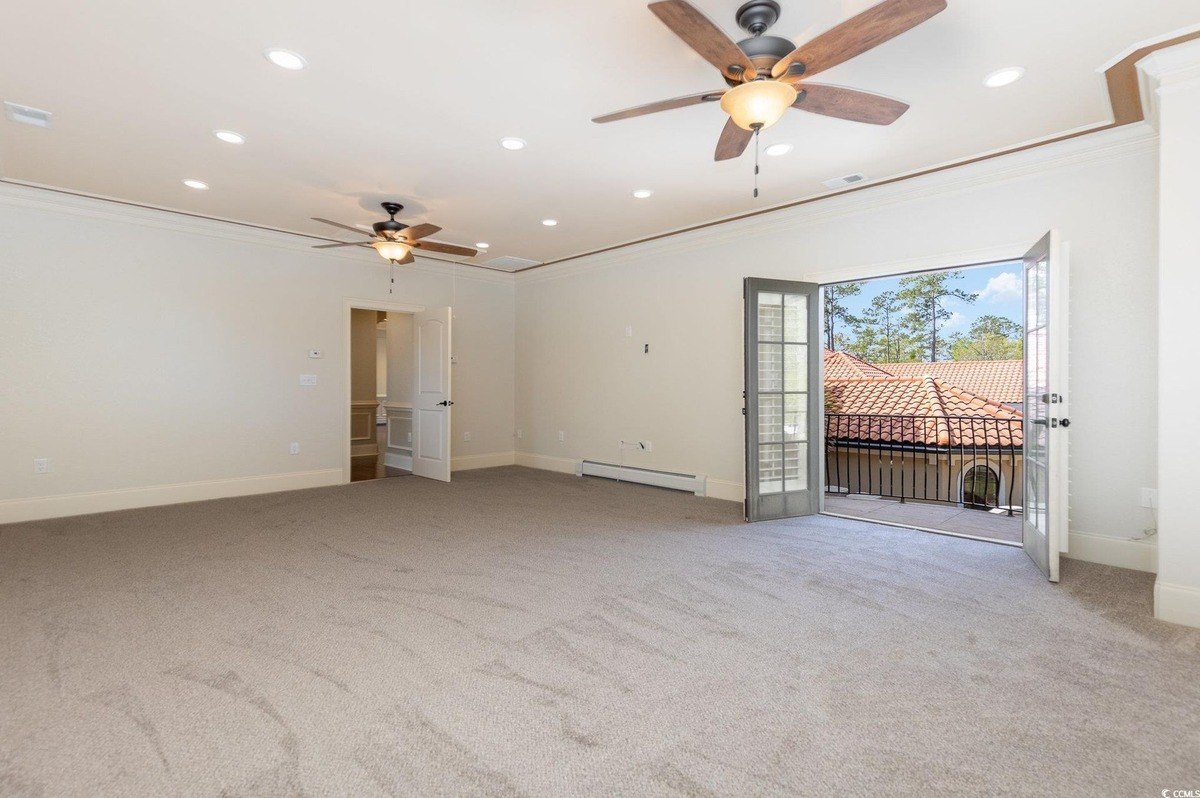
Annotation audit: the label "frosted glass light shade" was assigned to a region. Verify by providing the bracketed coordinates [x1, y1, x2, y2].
[373, 240, 412, 262]
[720, 80, 798, 131]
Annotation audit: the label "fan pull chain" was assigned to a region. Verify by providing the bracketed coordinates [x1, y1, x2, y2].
[753, 125, 761, 199]
[390, 261, 396, 294]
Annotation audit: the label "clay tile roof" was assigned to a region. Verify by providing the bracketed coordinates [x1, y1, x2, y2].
[825, 376, 1023, 448]
[885, 360, 1023, 404]
[823, 349, 894, 380]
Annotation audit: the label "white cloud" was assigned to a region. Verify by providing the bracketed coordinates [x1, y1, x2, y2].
[977, 271, 1022, 302]
[943, 311, 968, 330]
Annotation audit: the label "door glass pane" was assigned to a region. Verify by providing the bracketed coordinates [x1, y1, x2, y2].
[784, 294, 807, 342]
[783, 442, 807, 491]
[758, 292, 783, 342]
[784, 344, 807, 392]
[759, 344, 782, 391]
[759, 395, 782, 443]
[759, 445, 783, 494]
[784, 393, 807, 442]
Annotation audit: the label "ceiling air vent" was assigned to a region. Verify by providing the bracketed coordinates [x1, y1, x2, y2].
[484, 256, 540, 272]
[4, 102, 53, 128]
[822, 172, 867, 189]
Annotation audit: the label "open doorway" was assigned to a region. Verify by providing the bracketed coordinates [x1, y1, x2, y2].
[819, 261, 1025, 545]
[349, 308, 413, 482]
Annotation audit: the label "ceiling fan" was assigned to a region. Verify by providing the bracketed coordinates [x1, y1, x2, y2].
[593, 0, 947, 161]
[310, 202, 478, 264]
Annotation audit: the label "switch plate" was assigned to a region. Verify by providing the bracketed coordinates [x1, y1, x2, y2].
[625, 325, 633, 338]
[1139, 488, 1158, 509]
[34, 458, 51, 474]
[300, 374, 318, 386]
[463, 431, 472, 442]
[516, 429, 524, 439]
[557, 431, 565, 442]
[289, 442, 300, 455]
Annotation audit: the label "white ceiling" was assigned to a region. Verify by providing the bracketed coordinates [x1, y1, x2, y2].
[1, 0, 1195, 268]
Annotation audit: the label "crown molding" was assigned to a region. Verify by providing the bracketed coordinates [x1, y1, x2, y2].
[0, 180, 516, 286]
[516, 123, 1156, 286]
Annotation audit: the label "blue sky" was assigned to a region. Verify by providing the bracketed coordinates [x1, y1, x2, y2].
[839, 260, 1023, 334]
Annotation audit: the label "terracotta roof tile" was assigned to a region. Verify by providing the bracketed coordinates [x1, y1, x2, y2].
[825, 376, 1022, 448]
[823, 349, 894, 380]
[885, 360, 1023, 404]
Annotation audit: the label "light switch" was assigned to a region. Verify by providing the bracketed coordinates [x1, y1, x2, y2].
[300, 374, 318, 386]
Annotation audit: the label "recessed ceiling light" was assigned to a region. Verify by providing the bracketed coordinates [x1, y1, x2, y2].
[475, 242, 490, 249]
[632, 189, 654, 199]
[541, 219, 558, 227]
[984, 67, 1025, 88]
[213, 129, 245, 145]
[264, 48, 307, 70]
[764, 143, 793, 157]
[182, 179, 209, 190]
[500, 137, 527, 151]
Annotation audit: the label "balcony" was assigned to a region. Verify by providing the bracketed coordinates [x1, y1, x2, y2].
[824, 413, 1024, 545]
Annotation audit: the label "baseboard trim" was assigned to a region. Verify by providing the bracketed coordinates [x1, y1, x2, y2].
[0, 469, 344, 525]
[451, 451, 516, 471]
[705, 479, 744, 503]
[1154, 580, 1200, 628]
[1065, 531, 1158, 573]
[514, 452, 578, 474]
[384, 452, 413, 471]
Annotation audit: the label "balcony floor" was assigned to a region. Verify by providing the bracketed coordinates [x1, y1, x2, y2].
[823, 494, 1022, 545]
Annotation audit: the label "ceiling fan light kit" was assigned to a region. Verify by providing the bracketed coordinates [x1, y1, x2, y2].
[373, 240, 412, 263]
[720, 79, 798, 131]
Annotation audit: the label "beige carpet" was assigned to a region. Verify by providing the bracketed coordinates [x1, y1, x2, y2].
[2, 467, 1198, 796]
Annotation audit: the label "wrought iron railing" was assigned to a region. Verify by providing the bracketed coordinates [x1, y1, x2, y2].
[824, 413, 1023, 515]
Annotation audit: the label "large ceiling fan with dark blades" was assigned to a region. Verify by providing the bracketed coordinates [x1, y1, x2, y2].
[594, 0, 946, 161]
[311, 202, 478, 264]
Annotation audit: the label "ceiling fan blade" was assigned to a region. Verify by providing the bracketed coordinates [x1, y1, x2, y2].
[793, 83, 910, 125]
[311, 217, 374, 237]
[714, 117, 752, 161]
[402, 223, 442, 241]
[412, 241, 478, 257]
[312, 241, 372, 249]
[649, 1, 757, 81]
[772, 0, 947, 79]
[593, 90, 725, 123]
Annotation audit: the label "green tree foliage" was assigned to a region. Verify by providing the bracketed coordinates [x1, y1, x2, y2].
[948, 315, 1023, 360]
[850, 291, 922, 363]
[895, 271, 977, 361]
[823, 282, 863, 351]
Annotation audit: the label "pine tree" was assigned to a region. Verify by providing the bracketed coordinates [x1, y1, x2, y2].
[823, 283, 864, 351]
[896, 272, 977, 361]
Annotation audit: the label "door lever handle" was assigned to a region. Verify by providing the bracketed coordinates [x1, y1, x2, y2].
[437, 400, 454, 407]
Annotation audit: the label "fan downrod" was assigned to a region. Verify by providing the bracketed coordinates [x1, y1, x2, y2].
[374, 202, 409, 238]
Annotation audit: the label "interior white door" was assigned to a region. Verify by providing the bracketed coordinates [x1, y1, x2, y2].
[1022, 232, 1069, 581]
[411, 307, 452, 482]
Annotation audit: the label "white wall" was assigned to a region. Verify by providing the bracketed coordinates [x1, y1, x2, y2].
[515, 124, 1160, 568]
[1148, 42, 1200, 625]
[0, 184, 516, 522]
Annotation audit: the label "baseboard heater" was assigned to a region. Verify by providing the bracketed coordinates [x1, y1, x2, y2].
[576, 460, 707, 497]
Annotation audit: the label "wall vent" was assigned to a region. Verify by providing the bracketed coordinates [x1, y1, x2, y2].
[576, 460, 708, 496]
[4, 102, 53, 128]
[822, 172, 867, 189]
[485, 255, 540, 272]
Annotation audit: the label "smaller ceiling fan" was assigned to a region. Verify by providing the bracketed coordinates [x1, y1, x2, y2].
[593, 0, 946, 161]
[311, 202, 477, 264]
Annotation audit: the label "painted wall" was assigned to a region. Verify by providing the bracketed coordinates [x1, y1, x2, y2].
[350, 309, 377, 402]
[0, 184, 517, 521]
[1149, 42, 1200, 625]
[515, 125, 1160, 565]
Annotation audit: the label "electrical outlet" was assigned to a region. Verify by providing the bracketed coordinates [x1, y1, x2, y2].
[406, 432, 412, 443]
[1139, 488, 1158, 509]
[33, 458, 51, 474]
[625, 325, 633, 338]
[557, 431, 565, 443]
[463, 431, 472, 442]
[516, 429, 524, 439]
[289, 442, 300, 455]
[299, 374, 317, 386]
[642, 440, 652, 452]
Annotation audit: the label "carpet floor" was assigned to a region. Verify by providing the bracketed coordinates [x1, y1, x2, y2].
[2, 466, 1198, 796]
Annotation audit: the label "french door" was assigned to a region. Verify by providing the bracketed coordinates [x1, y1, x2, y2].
[744, 279, 822, 521]
[1022, 232, 1069, 581]
[411, 306, 452, 482]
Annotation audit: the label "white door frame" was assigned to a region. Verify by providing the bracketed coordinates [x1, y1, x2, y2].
[342, 297, 426, 483]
